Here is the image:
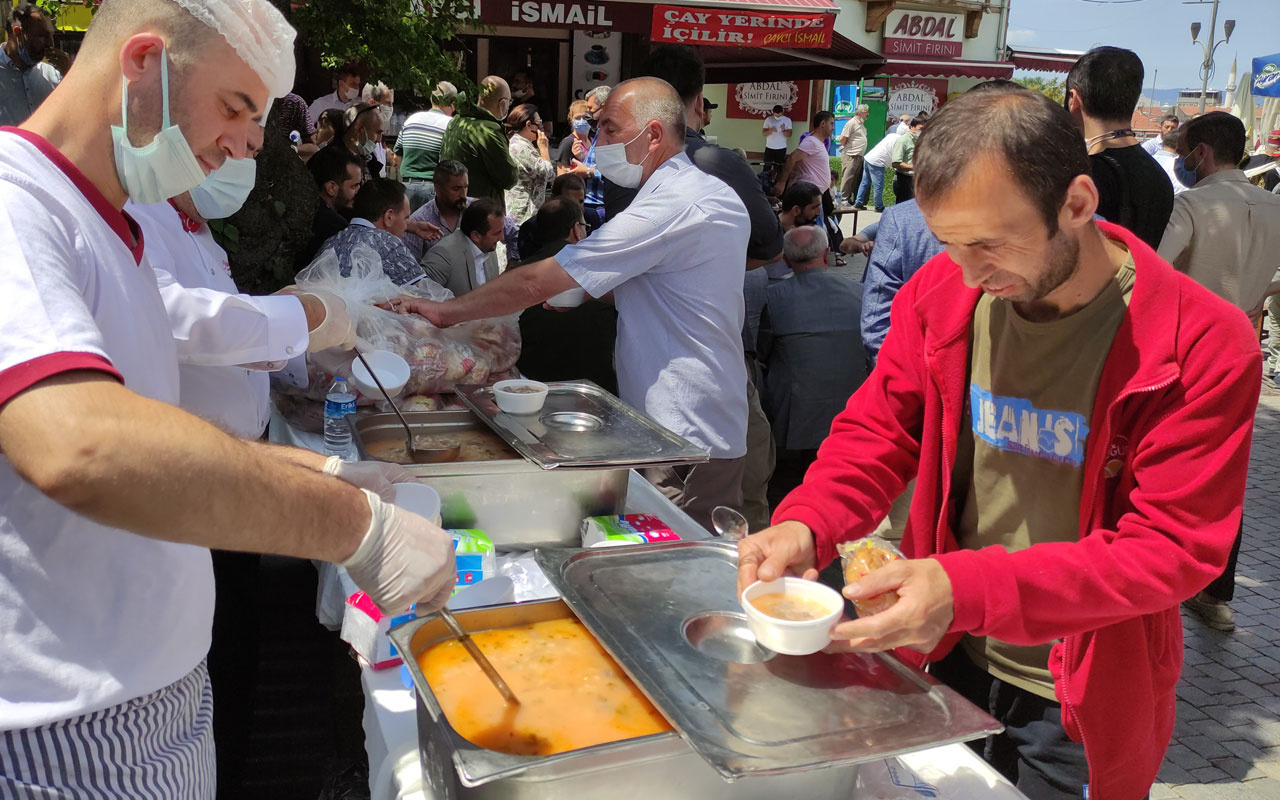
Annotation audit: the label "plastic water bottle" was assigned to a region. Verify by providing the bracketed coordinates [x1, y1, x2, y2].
[324, 378, 356, 458]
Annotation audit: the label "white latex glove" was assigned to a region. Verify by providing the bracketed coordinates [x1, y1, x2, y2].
[305, 288, 358, 352]
[323, 457, 416, 501]
[342, 489, 457, 614]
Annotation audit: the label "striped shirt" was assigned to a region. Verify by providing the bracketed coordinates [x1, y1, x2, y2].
[395, 108, 452, 180]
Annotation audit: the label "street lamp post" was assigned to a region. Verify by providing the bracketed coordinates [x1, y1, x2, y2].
[1185, 0, 1235, 115]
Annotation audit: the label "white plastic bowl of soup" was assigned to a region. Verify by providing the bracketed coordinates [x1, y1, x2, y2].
[492, 379, 549, 414]
[741, 577, 844, 655]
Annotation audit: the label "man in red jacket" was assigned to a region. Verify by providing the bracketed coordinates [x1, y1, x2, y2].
[737, 84, 1259, 800]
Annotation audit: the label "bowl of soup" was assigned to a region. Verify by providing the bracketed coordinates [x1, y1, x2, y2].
[492, 379, 549, 414]
[741, 577, 843, 656]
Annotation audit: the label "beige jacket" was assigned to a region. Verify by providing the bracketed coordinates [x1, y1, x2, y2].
[1157, 168, 1280, 312]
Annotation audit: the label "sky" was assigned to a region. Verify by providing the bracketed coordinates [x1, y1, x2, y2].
[1007, 0, 1277, 95]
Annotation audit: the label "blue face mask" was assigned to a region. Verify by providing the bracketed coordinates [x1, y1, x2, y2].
[572, 118, 592, 135]
[190, 156, 256, 220]
[110, 48, 207, 204]
[1174, 148, 1202, 188]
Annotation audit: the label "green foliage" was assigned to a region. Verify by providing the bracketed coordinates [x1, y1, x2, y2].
[289, 0, 482, 97]
[1014, 76, 1066, 105]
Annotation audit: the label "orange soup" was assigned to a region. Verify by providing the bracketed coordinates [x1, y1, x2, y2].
[751, 592, 833, 621]
[418, 617, 671, 756]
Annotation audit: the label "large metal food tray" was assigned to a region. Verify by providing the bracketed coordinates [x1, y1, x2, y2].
[348, 410, 627, 548]
[390, 599, 859, 800]
[456, 380, 709, 470]
[536, 541, 1004, 780]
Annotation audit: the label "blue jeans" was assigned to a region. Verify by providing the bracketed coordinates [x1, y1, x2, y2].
[403, 178, 434, 212]
[856, 163, 886, 211]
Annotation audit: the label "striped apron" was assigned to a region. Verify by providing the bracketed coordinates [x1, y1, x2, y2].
[0, 661, 215, 799]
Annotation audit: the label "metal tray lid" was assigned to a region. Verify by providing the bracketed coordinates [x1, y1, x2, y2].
[535, 541, 1003, 780]
[456, 381, 709, 470]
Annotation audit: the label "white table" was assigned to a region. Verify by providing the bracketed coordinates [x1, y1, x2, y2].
[360, 665, 1028, 800]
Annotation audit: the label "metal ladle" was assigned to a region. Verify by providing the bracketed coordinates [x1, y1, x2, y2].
[352, 351, 460, 464]
[438, 607, 520, 705]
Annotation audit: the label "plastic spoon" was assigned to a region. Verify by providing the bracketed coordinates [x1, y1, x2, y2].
[711, 505, 749, 542]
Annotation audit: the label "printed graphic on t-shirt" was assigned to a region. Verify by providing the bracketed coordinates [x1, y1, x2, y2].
[969, 384, 1089, 467]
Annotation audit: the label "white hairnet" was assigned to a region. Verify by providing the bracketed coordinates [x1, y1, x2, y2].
[170, 0, 297, 100]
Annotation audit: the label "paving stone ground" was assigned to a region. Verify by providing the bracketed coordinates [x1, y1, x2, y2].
[1152, 378, 1280, 799]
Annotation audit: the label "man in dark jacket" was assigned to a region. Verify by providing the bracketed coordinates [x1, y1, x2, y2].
[439, 76, 519, 207]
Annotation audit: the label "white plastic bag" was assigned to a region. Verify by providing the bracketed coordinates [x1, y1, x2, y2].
[286, 245, 521, 399]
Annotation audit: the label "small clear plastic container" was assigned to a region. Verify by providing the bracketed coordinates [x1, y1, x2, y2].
[837, 534, 906, 617]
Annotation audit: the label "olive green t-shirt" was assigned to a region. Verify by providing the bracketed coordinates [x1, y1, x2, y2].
[953, 254, 1135, 701]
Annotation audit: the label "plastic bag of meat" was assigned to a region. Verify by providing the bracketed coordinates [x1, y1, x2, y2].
[280, 245, 521, 401]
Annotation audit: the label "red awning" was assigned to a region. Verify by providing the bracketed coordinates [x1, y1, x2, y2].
[648, 0, 835, 11]
[1007, 47, 1084, 74]
[699, 32, 884, 82]
[881, 56, 1014, 80]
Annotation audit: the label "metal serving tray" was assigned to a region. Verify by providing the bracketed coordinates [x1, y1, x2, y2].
[456, 381, 709, 470]
[389, 599, 859, 800]
[535, 541, 1004, 780]
[348, 410, 627, 548]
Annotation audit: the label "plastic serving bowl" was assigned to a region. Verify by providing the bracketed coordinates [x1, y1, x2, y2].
[741, 577, 844, 656]
[388, 482, 442, 526]
[492, 379, 549, 414]
[350, 350, 411, 399]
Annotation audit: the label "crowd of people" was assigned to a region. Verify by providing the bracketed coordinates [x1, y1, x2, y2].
[2, 0, 1280, 797]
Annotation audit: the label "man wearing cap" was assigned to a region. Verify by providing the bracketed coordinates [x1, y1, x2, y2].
[0, 1, 458, 794]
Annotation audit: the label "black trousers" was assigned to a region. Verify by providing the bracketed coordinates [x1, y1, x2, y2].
[1204, 520, 1243, 601]
[893, 171, 914, 202]
[930, 648, 1092, 800]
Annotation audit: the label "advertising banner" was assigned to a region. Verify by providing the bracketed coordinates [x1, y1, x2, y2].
[1253, 54, 1280, 98]
[651, 5, 833, 49]
[727, 81, 812, 119]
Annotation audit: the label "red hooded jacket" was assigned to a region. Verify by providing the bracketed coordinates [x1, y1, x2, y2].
[774, 223, 1260, 800]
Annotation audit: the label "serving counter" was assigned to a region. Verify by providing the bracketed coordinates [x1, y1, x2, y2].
[269, 404, 1029, 800]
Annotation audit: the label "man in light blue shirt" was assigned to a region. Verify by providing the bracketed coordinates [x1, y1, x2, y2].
[389, 78, 751, 529]
[0, 6, 60, 127]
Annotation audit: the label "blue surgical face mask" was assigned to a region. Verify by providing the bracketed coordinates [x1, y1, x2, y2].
[572, 118, 592, 135]
[110, 48, 207, 204]
[190, 156, 256, 220]
[1174, 147, 1203, 189]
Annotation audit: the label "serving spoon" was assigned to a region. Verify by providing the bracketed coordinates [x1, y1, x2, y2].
[352, 351, 459, 464]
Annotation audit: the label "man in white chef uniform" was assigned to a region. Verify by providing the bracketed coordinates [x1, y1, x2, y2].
[129, 159, 390, 793]
[0, 1, 456, 796]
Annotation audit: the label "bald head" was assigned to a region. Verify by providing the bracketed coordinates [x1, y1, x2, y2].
[782, 225, 828, 272]
[607, 78, 685, 139]
[479, 75, 511, 118]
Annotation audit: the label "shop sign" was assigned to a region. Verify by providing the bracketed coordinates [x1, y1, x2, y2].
[651, 5, 834, 49]
[481, 0, 650, 31]
[727, 81, 811, 119]
[888, 79, 948, 119]
[882, 9, 963, 59]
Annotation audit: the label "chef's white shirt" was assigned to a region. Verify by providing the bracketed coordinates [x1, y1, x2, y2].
[127, 201, 309, 439]
[0, 129, 213, 730]
[557, 152, 750, 459]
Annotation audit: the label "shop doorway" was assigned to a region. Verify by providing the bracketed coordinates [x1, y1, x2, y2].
[489, 37, 564, 137]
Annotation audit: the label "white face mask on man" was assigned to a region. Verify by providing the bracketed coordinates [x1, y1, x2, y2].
[593, 126, 653, 189]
